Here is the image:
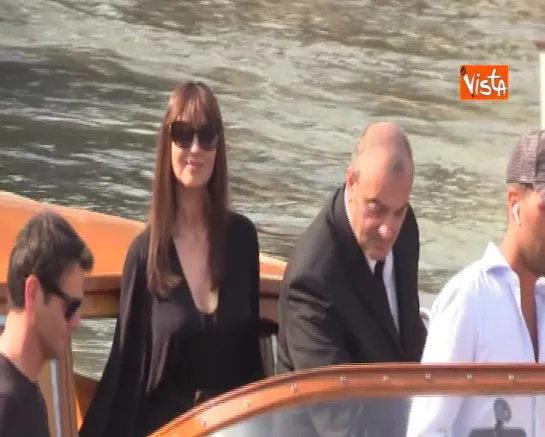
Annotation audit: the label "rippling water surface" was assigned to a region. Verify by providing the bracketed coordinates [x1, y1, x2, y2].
[1, 0, 545, 375]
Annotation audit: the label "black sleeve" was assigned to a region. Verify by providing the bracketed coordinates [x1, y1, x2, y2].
[284, 275, 351, 368]
[278, 276, 369, 437]
[79, 233, 151, 437]
[0, 395, 21, 437]
[281, 277, 406, 437]
[246, 219, 266, 381]
[229, 214, 266, 383]
[414, 207, 427, 352]
[405, 204, 427, 358]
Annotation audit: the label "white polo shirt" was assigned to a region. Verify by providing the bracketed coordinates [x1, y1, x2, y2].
[406, 242, 545, 437]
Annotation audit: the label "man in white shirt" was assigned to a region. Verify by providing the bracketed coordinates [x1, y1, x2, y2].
[406, 130, 545, 437]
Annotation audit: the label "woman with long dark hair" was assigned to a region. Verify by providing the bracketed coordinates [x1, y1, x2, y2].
[80, 81, 264, 436]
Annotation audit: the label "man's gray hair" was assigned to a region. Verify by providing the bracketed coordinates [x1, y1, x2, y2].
[349, 124, 413, 180]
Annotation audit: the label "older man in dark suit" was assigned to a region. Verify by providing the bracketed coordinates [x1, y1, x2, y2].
[275, 122, 427, 437]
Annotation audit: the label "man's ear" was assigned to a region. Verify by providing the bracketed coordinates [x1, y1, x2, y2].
[506, 185, 519, 211]
[24, 275, 41, 313]
[346, 165, 357, 189]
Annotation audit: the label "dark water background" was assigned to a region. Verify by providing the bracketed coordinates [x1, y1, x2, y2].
[1, 0, 545, 375]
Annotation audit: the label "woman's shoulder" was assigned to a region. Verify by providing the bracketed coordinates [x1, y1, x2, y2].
[227, 210, 258, 239]
[124, 226, 151, 268]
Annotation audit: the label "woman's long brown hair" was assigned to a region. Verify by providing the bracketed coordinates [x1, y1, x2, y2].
[147, 81, 228, 297]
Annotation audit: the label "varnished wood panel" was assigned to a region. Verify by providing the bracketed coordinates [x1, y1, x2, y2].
[38, 343, 78, 437]
[74, 372, 97, 430]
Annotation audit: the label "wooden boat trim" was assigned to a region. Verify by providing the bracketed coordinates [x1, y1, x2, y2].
[40, 347, 79, 436]
[74, 372, 97, 430]
[0, 273, 283, 321]
[151, 363, 545, 437]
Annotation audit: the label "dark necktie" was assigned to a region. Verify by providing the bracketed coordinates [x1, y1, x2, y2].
[374, 260, 386, 291]
[374, 260, 398, 332]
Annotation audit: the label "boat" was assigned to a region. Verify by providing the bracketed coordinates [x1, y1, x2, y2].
[3, 190, 544, 437]
[4, 43, 545, 434]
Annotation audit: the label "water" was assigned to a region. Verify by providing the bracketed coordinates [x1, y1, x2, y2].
[1, 0, 545, 376]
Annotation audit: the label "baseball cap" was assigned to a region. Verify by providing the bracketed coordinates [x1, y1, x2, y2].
[506, 130, 545, 200]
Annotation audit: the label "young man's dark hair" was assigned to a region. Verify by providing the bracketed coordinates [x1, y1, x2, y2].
[0, 210, 93, 437]
[7, 210, 94, 308]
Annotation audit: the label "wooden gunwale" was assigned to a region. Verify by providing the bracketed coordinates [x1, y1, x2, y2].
[7, 193, 545, 437]
[151, 363, 545, 437]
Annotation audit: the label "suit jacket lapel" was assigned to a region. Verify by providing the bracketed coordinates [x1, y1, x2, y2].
[393, 244, 409, 357]
[328, 186, 402, 356]
[392, 205, 423, 362]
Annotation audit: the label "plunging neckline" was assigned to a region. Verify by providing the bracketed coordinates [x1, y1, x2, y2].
[169, 239, 220, 317]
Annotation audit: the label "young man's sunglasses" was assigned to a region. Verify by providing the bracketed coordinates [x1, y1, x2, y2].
[169, 121, 219, 151]
[43, 282, 82, 321]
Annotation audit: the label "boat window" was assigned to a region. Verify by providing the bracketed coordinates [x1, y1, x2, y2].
[202, 394, 534, 437]
[149, 362, 545, 437]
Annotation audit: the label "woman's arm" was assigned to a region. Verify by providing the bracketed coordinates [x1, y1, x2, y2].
[79, 231, 151, 437]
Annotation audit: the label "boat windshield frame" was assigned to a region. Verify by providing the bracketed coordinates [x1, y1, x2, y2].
[150, 363, 545, 437]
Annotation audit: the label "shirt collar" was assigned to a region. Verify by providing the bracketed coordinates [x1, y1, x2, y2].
[481, 242, 511, 273]
[481, 242, 545, 294]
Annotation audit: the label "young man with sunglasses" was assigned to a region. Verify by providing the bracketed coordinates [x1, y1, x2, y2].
[0, 210, 93, 436]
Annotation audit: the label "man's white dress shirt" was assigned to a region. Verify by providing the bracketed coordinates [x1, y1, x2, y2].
[406, 242, 545, 437]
